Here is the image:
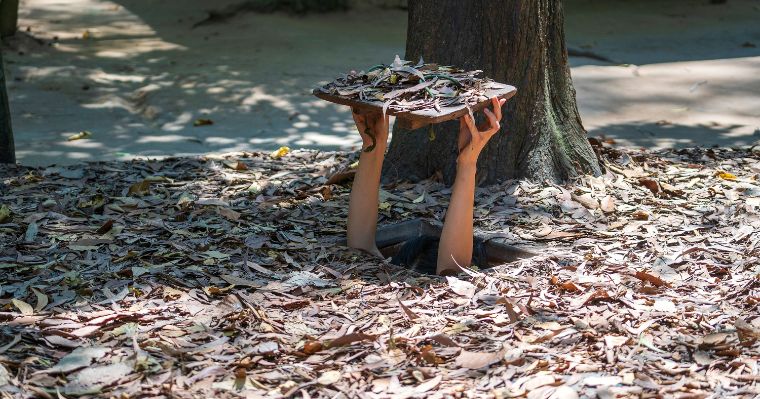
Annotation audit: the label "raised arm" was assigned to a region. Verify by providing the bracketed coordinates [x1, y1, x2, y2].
[346, 110, 390, 257]
[437, 97, 506, 275]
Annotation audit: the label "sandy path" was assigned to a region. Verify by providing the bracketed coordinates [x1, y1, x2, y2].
[3, 0, 759, 166]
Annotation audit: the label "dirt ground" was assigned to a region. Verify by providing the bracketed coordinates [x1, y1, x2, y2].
[2, 0, 759, 166]
[1, 144, 759, 398]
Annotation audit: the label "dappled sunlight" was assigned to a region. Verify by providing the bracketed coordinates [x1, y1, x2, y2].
[565, 0, 760, 66]
[17, 65, 78, 79]
[203, 136, 239, 146]
[240, 86, 297, 112]
[88, 70, 146, 84]
[61, 138, 104, 149]
[93, 38, 187, 58]
[6, 0, 407, 165]
[589, 121, 756, 149]
[2, 1, 760, 397]
[5, 0, 759, 168]
[574, 56, 760, 149]
[135, 134, 195, 144]
[53, 150, 95, 160]
[2, 145, 759, 397]
[20, 1, 177, 40]
[295, 131, 361, 147]
[160, 111, 193, 131]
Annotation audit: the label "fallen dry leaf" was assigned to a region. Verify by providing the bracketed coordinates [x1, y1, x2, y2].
[446, 276, 477, 298]
[193, 118, 213, 127]
[600, 195, 615, 213]
[455, 349, 506, 369]
[0, 146, 757, 398]
[634, 270, 668, 287]
[317, 370, 341, 385]
[326, 332, 376, 348]
[11, 299, 33, 316]
[270, 146, 290, 159]
[67, 130, 92, 141]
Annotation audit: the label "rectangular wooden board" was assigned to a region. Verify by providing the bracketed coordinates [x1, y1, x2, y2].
[313, 83, 517, 130]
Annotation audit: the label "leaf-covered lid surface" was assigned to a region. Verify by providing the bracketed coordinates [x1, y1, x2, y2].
[315, 55, 514, 116]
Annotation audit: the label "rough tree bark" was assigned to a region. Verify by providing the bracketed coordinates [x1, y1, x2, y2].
[0, 0, 20, 37]
[383, 0, 601, 185]
[0, 46, 15, 164]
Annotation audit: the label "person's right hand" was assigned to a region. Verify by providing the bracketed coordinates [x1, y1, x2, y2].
[352, 109, 389, 153]
[457, 97, 506, 166]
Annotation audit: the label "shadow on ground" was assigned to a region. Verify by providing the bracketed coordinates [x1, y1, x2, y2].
[3, 0, 759, 166]
[5, 0, 406, 165]
[590, 121, 760, 149]
[565, 0, 760, 66]
[1, 146, 759, 397]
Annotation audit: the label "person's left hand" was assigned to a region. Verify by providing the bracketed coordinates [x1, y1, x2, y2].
[457, 97, 507, 166]
[352, 109, 389, 153]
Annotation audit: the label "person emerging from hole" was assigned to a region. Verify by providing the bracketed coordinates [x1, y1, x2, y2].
[347, 97, 507, 275]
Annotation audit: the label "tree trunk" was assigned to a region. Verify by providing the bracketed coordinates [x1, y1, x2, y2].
[383, 0, 601, 185]
[0, 0, 19, 37]
[0, 46, 15, 164]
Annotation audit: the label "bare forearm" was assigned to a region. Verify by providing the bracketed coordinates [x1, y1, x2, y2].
[437, 163, 477, 273]
[347, 145, 387, 255]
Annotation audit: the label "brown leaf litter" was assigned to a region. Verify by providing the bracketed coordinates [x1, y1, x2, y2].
[0, 145, 758, 398]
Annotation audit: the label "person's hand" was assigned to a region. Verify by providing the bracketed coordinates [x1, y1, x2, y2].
[457, 97, 507, 166]
[352, 109, 390, 153]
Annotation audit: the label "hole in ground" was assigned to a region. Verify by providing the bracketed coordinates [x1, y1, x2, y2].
[375, 219, 536, 275]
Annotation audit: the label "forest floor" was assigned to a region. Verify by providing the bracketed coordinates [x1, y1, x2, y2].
[1, 0, 760, 398]
[1, 145, 759, 398]
[2, 0, 760, 166]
